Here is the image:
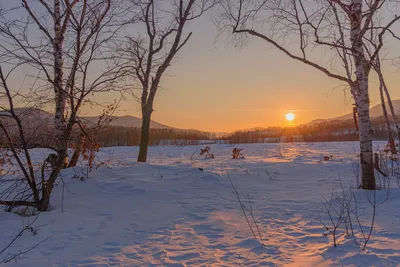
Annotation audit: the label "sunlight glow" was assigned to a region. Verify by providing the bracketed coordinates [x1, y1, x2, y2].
[285, 113, 295, 121]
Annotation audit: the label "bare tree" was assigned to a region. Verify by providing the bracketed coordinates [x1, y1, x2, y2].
[0, 0, 128, 211]
[373, 57, 400, 152]
[124, 0, 216, 162]
[219, 0, 400, 189]
[363, 19, 399, 154]
[375, 60, 396, 155]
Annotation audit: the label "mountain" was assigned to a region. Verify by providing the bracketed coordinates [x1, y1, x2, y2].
[0, 108, 172, 129]
[0, 108, 219, 147]
[307, 100, 400, 125]
[81, 115, 171, 129]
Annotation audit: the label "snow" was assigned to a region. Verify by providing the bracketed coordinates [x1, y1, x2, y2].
[1, 142, 400, 266]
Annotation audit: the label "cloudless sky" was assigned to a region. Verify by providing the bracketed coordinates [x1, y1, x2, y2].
[2, 1, 400, 132]
[95, 11, 399, 132]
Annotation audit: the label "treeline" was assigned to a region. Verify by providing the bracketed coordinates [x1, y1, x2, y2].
[220, 127, 297, 144]
[2, 117, 397, 148]
[300, 116, 398, 142]
[0, 122, 217, 148]
[94, 126, 217, 147]
[221, 117, 398, 144]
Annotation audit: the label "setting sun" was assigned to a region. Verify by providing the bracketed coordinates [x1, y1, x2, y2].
[285, 113, 295, 121]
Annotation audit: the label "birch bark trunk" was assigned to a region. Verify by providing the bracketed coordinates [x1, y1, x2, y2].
[350, 0, 376, 190]
[54, 0, 68, 167]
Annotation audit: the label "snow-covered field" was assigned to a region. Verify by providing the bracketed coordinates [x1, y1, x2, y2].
[1, 142, 400, 266]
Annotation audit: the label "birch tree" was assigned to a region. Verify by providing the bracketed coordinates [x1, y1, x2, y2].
[0, 0, 128, 211]
[125, 0, 215, 162]
[219, 0, 400, 189]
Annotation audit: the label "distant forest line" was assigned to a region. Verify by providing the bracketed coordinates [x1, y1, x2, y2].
[94, 116, 397, 147]
[1, 116, 395, 148]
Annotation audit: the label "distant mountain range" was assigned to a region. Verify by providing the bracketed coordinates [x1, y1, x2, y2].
[81, 115, 170, 129]
[306, 99, 400, 125]
[0, 108, 171, 129]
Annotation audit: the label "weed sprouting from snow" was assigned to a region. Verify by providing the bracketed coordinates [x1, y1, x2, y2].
[319, 177, 389, 250]
[225, 167, 267, 247]
[200, 146, 214, 159]
[232, 148, 245, 159]
[319, 181, 349, 247]
[190, 146, 199, 167]
[0, 214, 52, 263]
[265, 169, 279, 180]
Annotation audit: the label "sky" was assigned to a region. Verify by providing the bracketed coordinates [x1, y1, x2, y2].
[2, 1, 400, 133]
[99, 7, 399, 133]
[99, 11, 399, 133]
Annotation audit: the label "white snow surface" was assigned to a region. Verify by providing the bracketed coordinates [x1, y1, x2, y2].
[1, 141, 400, 266]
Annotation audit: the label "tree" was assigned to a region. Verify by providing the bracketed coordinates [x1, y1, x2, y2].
[363, 17, 399, 154]
[125, 0, 215, 162]
[0, 0, 128, 211]
[373, 56, 397, 154]
[219, 0, 400, 189]
[372, 56, 400, 153]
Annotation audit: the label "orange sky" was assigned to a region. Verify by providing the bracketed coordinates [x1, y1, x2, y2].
[4, 1, 397, 133]
[84, 12, 399, 133]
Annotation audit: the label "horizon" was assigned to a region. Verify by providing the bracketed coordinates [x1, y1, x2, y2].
[9, 94, 400, 134]
[76, 98, 400, 133]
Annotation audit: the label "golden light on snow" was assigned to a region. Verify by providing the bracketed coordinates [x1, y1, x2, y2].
[285, 113, 295, 121]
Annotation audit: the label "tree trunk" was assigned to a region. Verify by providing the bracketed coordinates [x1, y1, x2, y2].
[36, 165, 62, 212]
[378, 81, 396, 154]
[36, 191, 51, 212]
[138, 109, 152, 162]
[36, 182, 52, 212]
[58, 145, 69, 169]
[356, 92, 376, 190]
[379, 72, 400, 148]
[54, 0, 68, 168]
[68, 132, 86, 168]
[350, 0, 375, 190]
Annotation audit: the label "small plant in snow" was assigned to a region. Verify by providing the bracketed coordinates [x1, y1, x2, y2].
[319, 178, 389, 250]
[200, 146, 214, 159]
[319, 183, 350, 247]
[81, 143, 102, 172]
[225, 168, 267, 247]
[265, 169, 279, 180]
[232, 148, 245, 159]
[0, 214, 51, 263]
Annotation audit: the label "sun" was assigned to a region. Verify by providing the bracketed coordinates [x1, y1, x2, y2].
[285, 113, 295, 121]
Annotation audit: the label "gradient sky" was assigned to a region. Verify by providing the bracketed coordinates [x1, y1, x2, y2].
[97, 11, 399, 132]
[3, 2, 400, 132]
[96, 9, 399, 133]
